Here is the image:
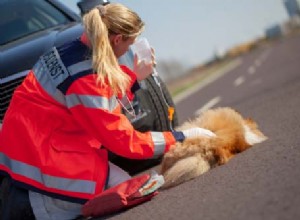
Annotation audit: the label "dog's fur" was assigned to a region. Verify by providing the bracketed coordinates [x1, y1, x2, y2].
[160, 107, 267, 188]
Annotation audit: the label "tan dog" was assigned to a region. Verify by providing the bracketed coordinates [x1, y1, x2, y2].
[160, 107, 267, 188]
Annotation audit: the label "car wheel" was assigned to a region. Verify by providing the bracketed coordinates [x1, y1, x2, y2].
[143, 74, 178, 131]
[109, 74, 179, 175]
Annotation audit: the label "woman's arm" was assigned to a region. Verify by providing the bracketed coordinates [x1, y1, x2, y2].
[65, 74, 179, 160]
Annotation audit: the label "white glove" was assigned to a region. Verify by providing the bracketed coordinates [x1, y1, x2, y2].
[182, 127, 216, 139]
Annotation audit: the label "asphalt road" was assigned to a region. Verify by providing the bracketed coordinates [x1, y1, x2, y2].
[99, 33, 300, 220]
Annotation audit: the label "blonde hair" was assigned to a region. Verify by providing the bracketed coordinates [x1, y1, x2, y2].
[82, 3, 145, 95]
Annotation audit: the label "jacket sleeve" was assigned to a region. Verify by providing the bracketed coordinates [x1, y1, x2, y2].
[65, 74, 178, 160]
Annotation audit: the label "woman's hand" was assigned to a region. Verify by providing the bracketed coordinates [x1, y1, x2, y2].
[133, 48, 156, 81]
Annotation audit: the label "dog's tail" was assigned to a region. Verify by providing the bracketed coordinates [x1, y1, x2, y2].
[162, 154, 210, 189]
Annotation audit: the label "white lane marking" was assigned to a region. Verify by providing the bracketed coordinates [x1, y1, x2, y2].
[254, 59, 262, 67]
[234, 76, 245, 87]
[174, 59, 242, 104]
[260, 49, 271, 62]
[248, 66, 256, 75]
[195, 96, 221, 116]
[249, 49, 270, 75]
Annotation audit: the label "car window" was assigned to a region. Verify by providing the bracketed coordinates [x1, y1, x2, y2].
[0, 0, 73, 45]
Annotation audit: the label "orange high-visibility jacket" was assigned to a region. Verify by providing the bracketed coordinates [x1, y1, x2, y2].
[0, 38, 184, 204]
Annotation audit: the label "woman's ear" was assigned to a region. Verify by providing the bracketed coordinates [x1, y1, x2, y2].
[110, 34, 123, 46]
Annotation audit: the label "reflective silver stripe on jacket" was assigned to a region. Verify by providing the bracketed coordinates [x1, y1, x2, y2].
[150, 132, 166, 158]
[66, 94, 118, 112]
[33, 61, 66, 105]
[0, 153, 96, 194]
[33, 49, 93, 106]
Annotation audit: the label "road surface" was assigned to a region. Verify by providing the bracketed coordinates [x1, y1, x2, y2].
[98, 33, 300, 220]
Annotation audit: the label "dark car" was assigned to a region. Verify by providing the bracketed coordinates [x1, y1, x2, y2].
[0, 0, 178, 174]
[0, 0, 82, 122]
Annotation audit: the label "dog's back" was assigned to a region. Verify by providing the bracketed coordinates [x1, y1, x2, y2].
[161, 107, 267, 188]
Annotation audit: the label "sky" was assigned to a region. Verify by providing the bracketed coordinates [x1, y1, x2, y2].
[63, 0, 290, 68]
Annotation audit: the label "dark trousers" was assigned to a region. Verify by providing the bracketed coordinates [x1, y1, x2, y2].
[0, 177, 35, 220]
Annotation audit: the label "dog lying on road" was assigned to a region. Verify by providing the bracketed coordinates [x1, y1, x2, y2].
[160, 107, 267, 189]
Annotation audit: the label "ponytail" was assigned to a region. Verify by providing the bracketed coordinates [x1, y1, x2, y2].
[83, 7, 130, 95]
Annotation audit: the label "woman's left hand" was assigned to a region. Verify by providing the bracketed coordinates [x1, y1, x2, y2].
[133, 48, 156, 81]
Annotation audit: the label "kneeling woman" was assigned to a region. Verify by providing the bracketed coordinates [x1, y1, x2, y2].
[0, 3, 212, 219]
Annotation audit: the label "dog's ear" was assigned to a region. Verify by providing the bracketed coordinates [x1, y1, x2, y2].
[244, 117, 254, 123]
[243, 123, 268, 145]
[232, 108, 241, 115]
[244, 118, 257, 129]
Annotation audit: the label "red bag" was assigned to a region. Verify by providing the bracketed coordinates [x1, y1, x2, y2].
[81, 174, 159, 218]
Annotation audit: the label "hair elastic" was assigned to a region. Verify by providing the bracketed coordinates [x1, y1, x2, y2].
[97, 5, 106, 17]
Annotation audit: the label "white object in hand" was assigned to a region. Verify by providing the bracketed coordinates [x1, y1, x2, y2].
[131, 37, 152, 64]
[138, 170, 165, 196]
[182, 127, 216, 138]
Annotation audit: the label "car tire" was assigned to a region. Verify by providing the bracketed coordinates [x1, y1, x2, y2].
[109, 74, 179, 175]
[144, 74, 178, 131]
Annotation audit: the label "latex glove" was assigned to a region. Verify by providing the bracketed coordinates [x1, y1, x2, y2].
[182, 127, 216, 139]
